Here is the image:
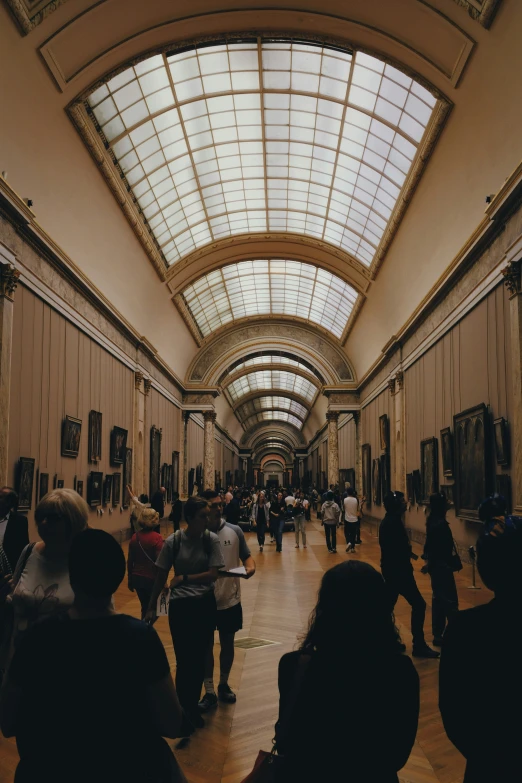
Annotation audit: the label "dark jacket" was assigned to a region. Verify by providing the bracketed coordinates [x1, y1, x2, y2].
[379, 513, 413, 575]
[3, 511, 29, 573]
[168, 500, 183, 527]
[440, 599, 522, 782]
[224, 498, 240, 525]
[423, 516, 454, 569]
[150, 491, 165, 519]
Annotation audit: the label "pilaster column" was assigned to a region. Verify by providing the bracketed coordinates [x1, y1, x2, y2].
[353, 412, 362, 497]
[133, 371, 145, 494]
[394, 371, 406, 495]
[143, 379, 152, 495]
[326, 411, 340, 489]
[0, 262, 20, 485]
[503, 259, 522, 512]
[203, 410, 217, 491]
[179, 412, 189, 501]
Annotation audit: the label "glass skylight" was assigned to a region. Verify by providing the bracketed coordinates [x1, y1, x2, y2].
[226, 370, 318, 403]
[232, 355, 309, 372]
[87, 41, 437, 268]
[243, 411, 304, 430]
[237, 396, 308, 421]
[182, 259, 358, 339]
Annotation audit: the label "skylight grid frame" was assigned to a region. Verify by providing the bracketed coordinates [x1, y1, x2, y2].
[236, 396, 309, 422]
[76, 35, 449, 280]
[242, 411, 304, 430]
[226, 369, 318, 404]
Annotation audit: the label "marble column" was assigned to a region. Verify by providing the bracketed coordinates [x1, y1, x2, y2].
[504, 259, 522, 512]
[354, 412, 362, 498]
[179, 412, 189, 501]
[143, 379, 152, 495]
[394, 371, 406, 495]
[203, 410, 217, 491]
[133, 372, 145, 494]
[326, 411, 340, 489]
[0, 262, 20, 485]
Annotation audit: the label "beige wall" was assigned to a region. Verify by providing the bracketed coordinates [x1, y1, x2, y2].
[8, 284, 134, 538]
[149, 387, 181, 490]
[361, 390, 392, 522]
[339, 416, 356, 472]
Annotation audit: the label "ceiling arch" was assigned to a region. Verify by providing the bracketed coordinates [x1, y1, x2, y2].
[262, 458, 286, 472]
[255, 446, 293, 464]
[219, 350, 323, 384]
[225, 369, 318, 405]
[235, 396, 309, 422]
[225, 363, 320, 393]
[243, 411, 304, 431]
[241, 421, 306, 449]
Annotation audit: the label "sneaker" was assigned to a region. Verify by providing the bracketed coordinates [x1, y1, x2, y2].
[218, 684, 237, 703]
[432, 637, 443, 647]
[327, 547, 333, 553]
[295, 544, 300, 548]
[303, 545, 307, 549]
[198, 692, 218, 712]
[412, 645, 440, 659]
[331, 549, 337, 554]
[259, 546, 263, 552]
[345, 545, 350, 553]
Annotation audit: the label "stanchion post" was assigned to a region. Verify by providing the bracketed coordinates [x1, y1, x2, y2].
[467, 546, 481, 590]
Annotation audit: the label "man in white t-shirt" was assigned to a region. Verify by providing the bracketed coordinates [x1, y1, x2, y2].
[199, 490, 256, 711]
[343, 487, 360, 553]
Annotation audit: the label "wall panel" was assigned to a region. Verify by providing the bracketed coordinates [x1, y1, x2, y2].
[149, 387, 180, 493]
[338, 416, 356, 471]
[361, 389, 391, 521]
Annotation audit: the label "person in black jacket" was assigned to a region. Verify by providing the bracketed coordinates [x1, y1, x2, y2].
[439, 495, 522, 783]
[150, 487, 166, 519]
[379, 491, 439, 658]
[168, 492, 183, 532]
[422, 492, 458, 645]
[275, 561, 419, 782]
[0, 487, 29, 577]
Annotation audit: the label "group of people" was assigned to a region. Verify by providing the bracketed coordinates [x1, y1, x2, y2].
[0, 481, 520, 783]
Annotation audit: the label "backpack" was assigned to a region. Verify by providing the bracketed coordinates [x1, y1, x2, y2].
[285, 503, 295, 520]
[172, 529, 212, 568]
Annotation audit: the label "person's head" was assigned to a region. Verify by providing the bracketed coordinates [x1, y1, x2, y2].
[139, 508, 160, 530]
[329, 484, 334, 491]
[225, 491, 233, 503]
[184, 496, 210, 535]
[326, 490, 334, 501]
[277, 491, 283, 502]
[69, 529, 125, 607]
[302, 561, 403, 657]
[258, 492, 266, 505]
[160, 486, 166, 496]
[428, 492, 447, 520]
[0, 487, 18, 517]
[139, 493, 149, 504]
[172, 492, 179, 502]
[35, 489, 89, 553]
[346, 487, 355, 497]
[476, 495, 522, 597]
[202, 489, 222, 530]
[383, 491, 407, 517]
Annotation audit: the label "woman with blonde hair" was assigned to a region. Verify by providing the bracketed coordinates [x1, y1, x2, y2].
[127, 507, 164, 621]
[5, 488, 88, 660]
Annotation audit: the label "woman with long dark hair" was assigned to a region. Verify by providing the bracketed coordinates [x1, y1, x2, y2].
[274, 561, 419, 782]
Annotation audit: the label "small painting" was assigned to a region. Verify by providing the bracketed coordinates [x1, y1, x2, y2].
[17, 457, 35, 511]
[88, 410, 102, 462]
[362, 444, 371, 505]
[440, 427, 454, 478]
[61, 415, 82, 458]
[150, 425, 162, 497]
[39, 471, 49, 502]
[421, 437, 439, 503]
[123, 448, 133, 508]
[76, 479, 84, 498]
[112, 472, 121, 506]
[379, 414, 389, 453]
[54, 474, 65, 489]
[494, 417, 509, 466]
[406, 473, 414, 504]
[88, 471, 103, 507]
[380, 453, 391, 498]
[110, 426, 128, 466]
[372, 458, 381, 505]
[103, 474, 113, 505]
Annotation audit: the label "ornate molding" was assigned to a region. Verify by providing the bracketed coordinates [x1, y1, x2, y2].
[502, 259, 522, 297]
[0, 262, 20, 301]
[388, 377, 397, 394]
[143, 378, 152, 396]
[449, 0, 502, 28]
[203, 410, 217, 423]
[326, 411, 340, 423]
[4, 0, 71, 35]
[134, 370, 144, 389]
[396, 371, 404, 390]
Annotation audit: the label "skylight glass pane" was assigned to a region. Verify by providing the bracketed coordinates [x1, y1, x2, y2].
[88, 40, 438, 270]
[182, 259, 358, 339]
[226, 370, 317, 404]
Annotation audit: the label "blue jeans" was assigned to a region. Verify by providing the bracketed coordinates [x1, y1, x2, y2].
[275, 519, 285, 551]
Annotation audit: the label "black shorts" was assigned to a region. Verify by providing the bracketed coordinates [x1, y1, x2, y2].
[216, 602, 243, 634]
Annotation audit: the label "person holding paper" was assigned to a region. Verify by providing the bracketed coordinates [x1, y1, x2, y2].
[198, 490, 256, 712]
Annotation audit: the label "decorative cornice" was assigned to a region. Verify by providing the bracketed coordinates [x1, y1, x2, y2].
[134, 371, 144, 390]
[4, 0, 71, 35]
[0, 262, 20, 301]
[448, 0, 502, 28]
[502, 259, 522, 297]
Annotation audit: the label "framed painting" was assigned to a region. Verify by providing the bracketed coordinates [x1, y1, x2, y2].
[362, 443, 371, 505]
[440, 427, 454, 478]
[494, 417, 509, 466]
[17, 457, 35, 511]
[88, 410, 102, 462]
[441, 484, 455, 506]
[76, 479, 84, 498]
[172, 451, 179, 494]
[161, 463, 170, 498]
[112, 473, 121, 506]
[38, 471, 49, 502]
[372, 458, 381, 505]
[54, 474, 64, 489]
[380, 453, 391, 499]
[88, 471, 103, 507]
[421, 437, 439, 503]
[122, 448, 133, 508]
[496, 473, 512, 514]
[61, 415, 82, 458]
[412, 470, 422, 505]
[346, 468, 356, 493]
[188, 467, 195, 497]
[102, 474, 113, 505]
[406, 473, 414, 504]
[110, 426, 128, 466]
[149, 425, 162, 497]
[379, 414, 389, 453]
[454, 403, 490, 521]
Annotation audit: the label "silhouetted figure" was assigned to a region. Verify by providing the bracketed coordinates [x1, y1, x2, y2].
[150, 487, 166, 519]
[422, 492, 458, 645]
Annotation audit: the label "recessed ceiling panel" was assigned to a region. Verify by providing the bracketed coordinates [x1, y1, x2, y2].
[86, 40, 438, 269]
[226, 370, 318, 403]
[182, 259, 358, 339]
[237, 396, 308, 421]
[243, 411, 304, 430]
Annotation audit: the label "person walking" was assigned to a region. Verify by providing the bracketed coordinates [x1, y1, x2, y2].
[343, 487, 359, 553]
[421, 492, 459, 646]
[198, 490, 255, 712]
[321, 491, 341, 553]
[146, 497, 225, 735]
[379, 491, 439, 659]
[127, 508, 164, 622]
[294, 491, 307, 549]
[270, 492, 286, 553]
[168, 491, 183, 532]
[273, 561, 419, 782]
[251, 493, 270, 552]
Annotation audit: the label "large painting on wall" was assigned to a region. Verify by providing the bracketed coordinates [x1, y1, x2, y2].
[362, 444, 371, 505]
[454, 403, 490, 520]
[150, 426, 162, 498]
[61, 415, 82, 458]
[110, 426, 128, 466]
[379, 414, 389, 453]
[421, 437, 439, 503]
[17, 457, 35, 511]
[440, 427, 454, 478]
[88, 471, 103, 507]
[372, 458, 381, 505]
[88, 410, 102, 462]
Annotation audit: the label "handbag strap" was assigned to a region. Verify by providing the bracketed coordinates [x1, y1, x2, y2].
[136, 531, 158, 565]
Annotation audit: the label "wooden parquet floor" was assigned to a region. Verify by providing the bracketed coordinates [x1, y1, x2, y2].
[0, 516, 491, 783]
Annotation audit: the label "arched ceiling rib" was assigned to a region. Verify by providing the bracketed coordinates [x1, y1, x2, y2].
[243, 411, 304, 431]
[241, 421, 306, 448]
[220, 351, 323, 385]
[82, 38, 441, 274]
[236, 396, 309, 422]
[225, 369, 318, 405]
